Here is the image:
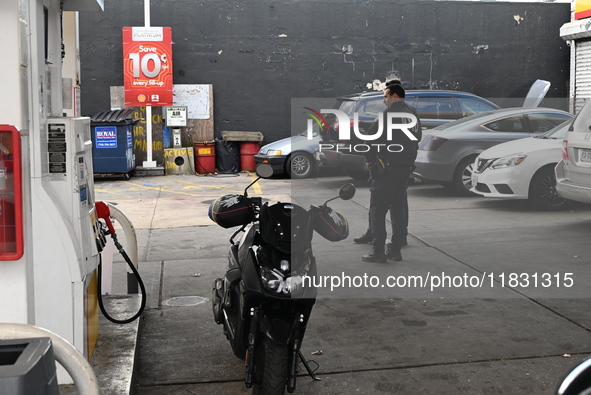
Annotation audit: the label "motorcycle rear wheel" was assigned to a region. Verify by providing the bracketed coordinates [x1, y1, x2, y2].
[253, 337, 288, 395]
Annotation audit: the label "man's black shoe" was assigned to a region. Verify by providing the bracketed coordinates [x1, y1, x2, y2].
[354, 233, 373, 244]
[390, 251, 403, 262]
[387, 237, 408, 251]
[386, 246, 403, 261]
[362, 250, 387, 263]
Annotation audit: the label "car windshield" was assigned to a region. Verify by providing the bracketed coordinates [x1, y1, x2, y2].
[537, 119, 573, 139]
[433, 110, 498, 130]
[570, 99, 591, 133]
[298, 123, 320, 137]
[337, 100, 357, 116]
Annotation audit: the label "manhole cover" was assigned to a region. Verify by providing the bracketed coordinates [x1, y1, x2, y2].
[162, 296, 208, 307]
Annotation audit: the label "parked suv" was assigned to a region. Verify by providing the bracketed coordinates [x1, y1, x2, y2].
[555, 100, 591, 205]
[318, 90, 500, 179]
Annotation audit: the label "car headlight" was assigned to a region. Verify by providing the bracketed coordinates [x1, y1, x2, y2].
[490, 153, 527, 170]
[266, 149, 282, 156]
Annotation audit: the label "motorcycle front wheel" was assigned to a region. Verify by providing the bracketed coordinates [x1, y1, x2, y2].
[253, 337, 288, 395]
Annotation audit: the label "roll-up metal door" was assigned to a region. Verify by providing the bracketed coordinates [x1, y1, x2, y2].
[575, 39, 591, 113]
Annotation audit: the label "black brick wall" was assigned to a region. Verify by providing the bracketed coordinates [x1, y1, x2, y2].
[79, 0, 571, 144]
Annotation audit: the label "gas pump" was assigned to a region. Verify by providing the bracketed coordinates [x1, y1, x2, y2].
[1, 0, 107, 386]
[28, 117, 105, 381]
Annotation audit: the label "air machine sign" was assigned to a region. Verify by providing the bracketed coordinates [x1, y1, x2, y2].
[122, 26, 173, 106]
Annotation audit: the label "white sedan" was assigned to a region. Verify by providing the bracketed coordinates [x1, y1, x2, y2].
[470, 119, 573, 210]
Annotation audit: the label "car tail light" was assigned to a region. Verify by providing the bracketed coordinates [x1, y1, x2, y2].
[420, 135, 448, 151]
[562, 139, 569, 160]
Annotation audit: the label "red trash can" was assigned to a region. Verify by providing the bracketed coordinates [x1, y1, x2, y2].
[194, 142, 216, 174]
[239, 142, 260, 172]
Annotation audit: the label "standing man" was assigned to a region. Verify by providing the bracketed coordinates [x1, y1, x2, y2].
[362, 83, 421, 263]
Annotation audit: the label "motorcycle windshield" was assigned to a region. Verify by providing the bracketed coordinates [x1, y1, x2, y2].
[259, 202, 313, 254]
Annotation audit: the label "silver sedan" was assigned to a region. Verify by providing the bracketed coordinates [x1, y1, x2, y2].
[413, 107, 573, 195]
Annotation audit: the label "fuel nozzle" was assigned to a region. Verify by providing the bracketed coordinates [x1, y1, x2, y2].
[95, 201, 116, 235]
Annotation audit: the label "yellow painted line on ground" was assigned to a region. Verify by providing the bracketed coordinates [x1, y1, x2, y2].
[181, 185, 243, 192]
[93, 188, 137, 199]
[116, 181, 246, 198]
[150, 176, 244, 193]
[250, 173, 262, 195]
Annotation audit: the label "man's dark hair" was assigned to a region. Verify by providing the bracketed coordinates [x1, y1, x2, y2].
[385, 79, 402, 87]
[386, 83, 405, 98]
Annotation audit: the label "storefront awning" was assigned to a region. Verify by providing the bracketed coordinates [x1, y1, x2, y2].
[560, 19, 591, 41]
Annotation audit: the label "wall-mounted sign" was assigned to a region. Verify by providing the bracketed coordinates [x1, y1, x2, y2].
[122, 26, 173, 106]
[576, 0, 591, 20]
[172, 85, 211, 119]
[164, 106, 188, 127]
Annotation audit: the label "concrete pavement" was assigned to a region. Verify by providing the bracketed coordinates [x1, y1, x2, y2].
[64, 169, 591, 394]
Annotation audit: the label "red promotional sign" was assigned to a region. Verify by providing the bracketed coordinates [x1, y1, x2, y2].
[122, 27, 173, 106]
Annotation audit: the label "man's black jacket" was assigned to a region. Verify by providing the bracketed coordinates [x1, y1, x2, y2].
[363, 100, 422, 167]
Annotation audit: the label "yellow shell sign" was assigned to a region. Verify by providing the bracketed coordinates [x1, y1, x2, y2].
[576, 0, 591, 20]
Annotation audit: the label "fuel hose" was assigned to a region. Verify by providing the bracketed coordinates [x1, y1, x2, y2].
[97, 230, 147, 324]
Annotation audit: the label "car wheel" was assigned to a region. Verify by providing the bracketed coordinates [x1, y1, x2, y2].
[529, 165, 572, 211]
[286, 152, 314, 179]
[452, 156, 479, 196]
[343, 168, 369, 181]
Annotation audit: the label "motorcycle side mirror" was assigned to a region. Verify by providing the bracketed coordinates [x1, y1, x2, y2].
[321, 183, 356, 207]
[339, 183, 356, 200]
[557, 357, 591, 395]
[256, 163, 274, 179]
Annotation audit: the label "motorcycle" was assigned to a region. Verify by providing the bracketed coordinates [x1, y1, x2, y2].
[557, 356, 591, 395]
[209, 163, 356, 394]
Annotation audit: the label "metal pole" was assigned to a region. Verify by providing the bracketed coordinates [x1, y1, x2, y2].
[143, 0, 157, 167]
[144, 0, 150, 27]
[144, 106, 156, 167]
[105, 202, 140, 294]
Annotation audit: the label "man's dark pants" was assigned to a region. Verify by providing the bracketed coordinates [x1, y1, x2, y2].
[369, 166, 412, 252]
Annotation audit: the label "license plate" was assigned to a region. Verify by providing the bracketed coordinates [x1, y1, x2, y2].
[581, 149, 591, 163]
[471, 174, 478, 187]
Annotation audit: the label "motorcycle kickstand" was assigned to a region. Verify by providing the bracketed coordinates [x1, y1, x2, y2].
[298, 350, 321, 381]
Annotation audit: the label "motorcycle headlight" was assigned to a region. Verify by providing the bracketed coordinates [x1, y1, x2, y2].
[259, 249, 314, 296]
[490, 153, 527, 170]
[261, 267, 283, 292]
[260, 267, 310, 296]
[285, 275, 304, 295]
[280, 259, 289, 272]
